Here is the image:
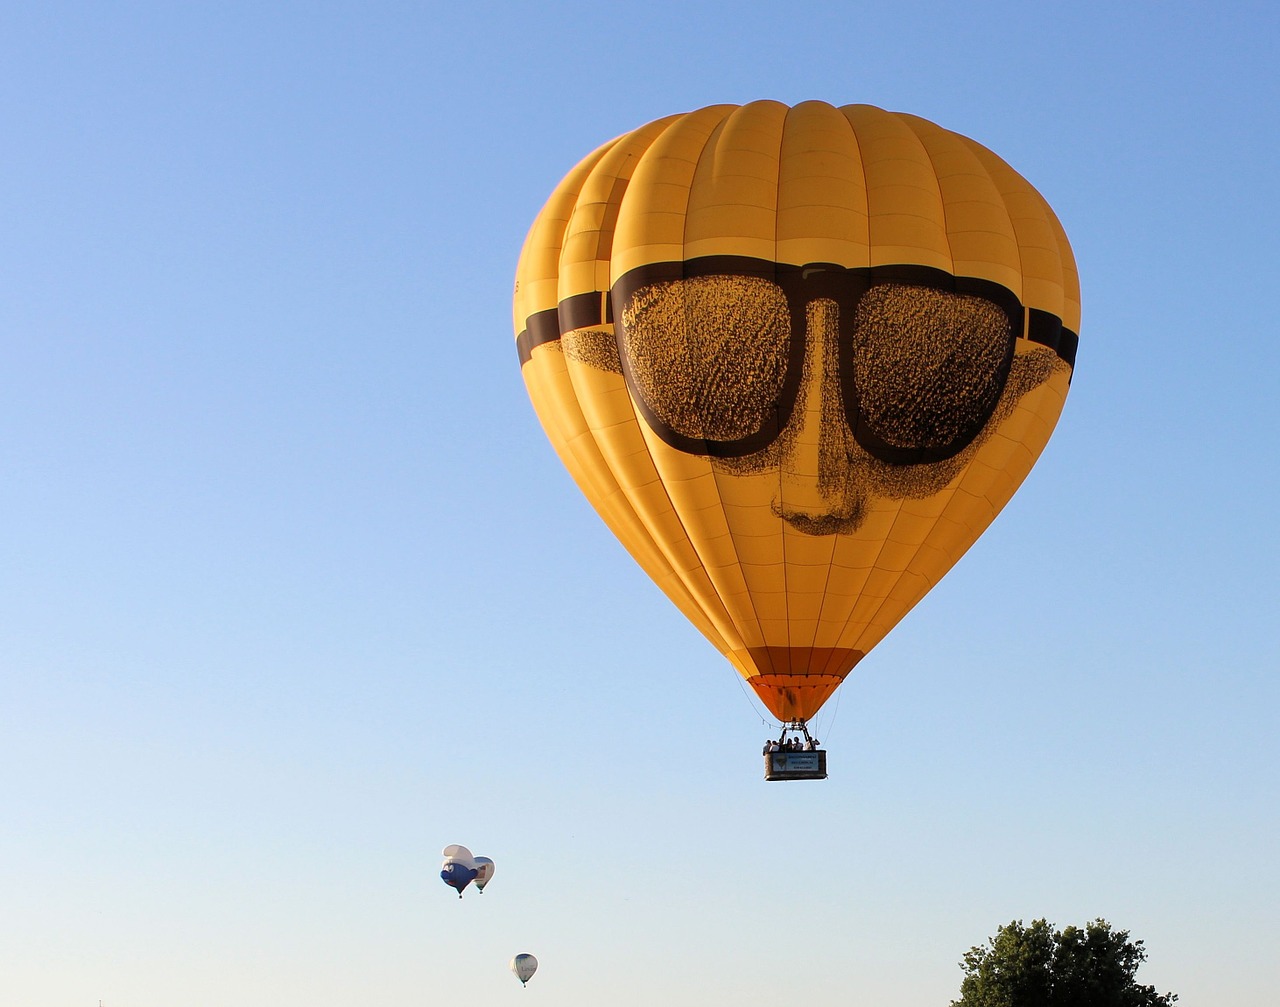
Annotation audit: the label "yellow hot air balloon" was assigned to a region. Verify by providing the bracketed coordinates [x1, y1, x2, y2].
[514, 101, 1078, 772]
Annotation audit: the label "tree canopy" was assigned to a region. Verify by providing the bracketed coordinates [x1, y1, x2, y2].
[951, 918, 1178, 1007]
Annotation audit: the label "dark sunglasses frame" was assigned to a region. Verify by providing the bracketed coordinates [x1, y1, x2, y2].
[517, 255, 1078, 465]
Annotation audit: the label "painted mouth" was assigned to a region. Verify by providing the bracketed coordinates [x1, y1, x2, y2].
[772, 501, 866, 536]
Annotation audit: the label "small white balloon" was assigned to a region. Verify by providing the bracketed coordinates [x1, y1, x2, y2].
[473, 856, 495, 892]
[510, 953, 538, 986]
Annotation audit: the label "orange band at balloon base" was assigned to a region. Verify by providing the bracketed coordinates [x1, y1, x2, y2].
[748, 672, 849, 723]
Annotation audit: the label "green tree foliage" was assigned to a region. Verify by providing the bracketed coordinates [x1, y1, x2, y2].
[951, 918, 1178, 1007]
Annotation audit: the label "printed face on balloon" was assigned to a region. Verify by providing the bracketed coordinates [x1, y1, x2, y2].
[543, 256, 1075, 537]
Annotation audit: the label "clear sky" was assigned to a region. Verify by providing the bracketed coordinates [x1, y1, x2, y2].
[1, 2, 1276, 1004]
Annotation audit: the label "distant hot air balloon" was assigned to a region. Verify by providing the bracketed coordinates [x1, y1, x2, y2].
[440, 861, 476, 897]
[514, 101, 1079, 776]
[510, 953, 538, 986]
[472, 856, 495, 893]
[440, 844, 492, 898]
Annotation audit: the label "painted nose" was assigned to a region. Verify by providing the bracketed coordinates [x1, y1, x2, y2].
[772, 297, 864, 535]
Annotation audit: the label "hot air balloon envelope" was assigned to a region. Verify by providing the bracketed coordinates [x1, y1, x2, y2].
[473, 856, 495, 892]
[441, 862, 477, 896]
[515, 100, 1078, 745]
[510, 953, 538, 985]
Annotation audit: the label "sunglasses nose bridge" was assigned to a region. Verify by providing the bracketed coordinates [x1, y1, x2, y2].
[775, 296, 857, 515]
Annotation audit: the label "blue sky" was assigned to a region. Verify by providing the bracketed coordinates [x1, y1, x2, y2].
[1, 2, 1276, 1004]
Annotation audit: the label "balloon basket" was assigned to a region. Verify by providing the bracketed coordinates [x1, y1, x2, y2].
[763, 721, 828, 781]
[764, 748, 827, 781]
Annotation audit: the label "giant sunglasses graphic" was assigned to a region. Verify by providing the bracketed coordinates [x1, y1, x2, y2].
[519, 256, 1077, 534]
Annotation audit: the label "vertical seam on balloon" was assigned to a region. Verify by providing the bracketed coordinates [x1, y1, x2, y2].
[624, 111, 749, 655]
[516, 142, 613, 333]
[682, 107, 754, 656]
[525, 146, 664, 623]
[678, 104, 777, 685]
[554, 118, 745, 659]
[825, 105, 916, 663]
[1044, 199, 1080, 333]
[844, 115, 968, 656]
[905, 114, 957, 274]
[795, 102, 851, 687]
[614, 106, 761, 673]
[771, 103, 794, 682]
[809, 103, 873, 675]
[876, 133, 1031, 649]
[814, 106, 882, 670]
[848, 128, 1028, 660]
[683, 105, 758, 677]
[557, 135, 726, 651]
[961, 133, 1028, 332]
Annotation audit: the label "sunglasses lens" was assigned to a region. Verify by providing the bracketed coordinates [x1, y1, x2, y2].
[849, 284, 1012, 460]
[620, 275, 791, 445]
